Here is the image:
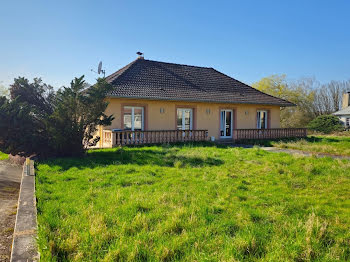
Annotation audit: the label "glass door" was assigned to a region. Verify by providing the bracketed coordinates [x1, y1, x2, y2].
[220, 110, 233, 138]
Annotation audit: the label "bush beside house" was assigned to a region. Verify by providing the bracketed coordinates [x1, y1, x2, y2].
[0, 76, 114, 158]
[307, 115, 343, 134]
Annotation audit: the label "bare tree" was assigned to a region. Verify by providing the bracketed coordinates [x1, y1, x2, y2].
[313, 80, 350, 115]
[254, 75, 350, 127]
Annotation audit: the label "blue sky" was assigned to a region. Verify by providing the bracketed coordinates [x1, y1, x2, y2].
[1, 0, 349, 88]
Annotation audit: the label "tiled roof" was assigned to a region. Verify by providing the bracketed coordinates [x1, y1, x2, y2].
[105, 58, 295, 107]
[333, 106, 350, 115]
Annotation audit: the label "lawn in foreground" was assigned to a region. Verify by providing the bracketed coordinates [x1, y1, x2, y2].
[272, 135, 350, 156]
[0, 151, 8, 160]
[36, 144, 350, 261]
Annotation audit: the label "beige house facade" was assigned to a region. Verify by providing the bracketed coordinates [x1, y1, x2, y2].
[96, 57, 296, 146]
[103, 98, 281, 140]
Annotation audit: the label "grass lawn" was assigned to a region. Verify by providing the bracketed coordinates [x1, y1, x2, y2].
[271, 136, 350, 156]
[0, 151, 8, 160]
[36, 144, 350, 261]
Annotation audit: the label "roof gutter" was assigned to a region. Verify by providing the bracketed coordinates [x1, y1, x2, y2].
[106, 95, 296, 107]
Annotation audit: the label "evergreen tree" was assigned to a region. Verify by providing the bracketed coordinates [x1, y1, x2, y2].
[0, 78, 53, 156]
[49, 76, 114, 157]
[0, 76, 113, 157]
[307, 115, 343, 134]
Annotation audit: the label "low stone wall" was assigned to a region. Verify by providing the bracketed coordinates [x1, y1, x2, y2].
[10, 159, 39, 262]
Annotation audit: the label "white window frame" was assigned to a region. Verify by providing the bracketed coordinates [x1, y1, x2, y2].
[177, 108, 193, 130]
[346, 117, 350, 127]
[257, 110, 268, 129]
[124, 106, 144, 131]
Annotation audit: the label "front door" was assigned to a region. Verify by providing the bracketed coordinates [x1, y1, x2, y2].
[220, 110, 233, 138]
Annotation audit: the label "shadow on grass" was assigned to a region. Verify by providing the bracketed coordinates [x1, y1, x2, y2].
[42, 142, 225, 171]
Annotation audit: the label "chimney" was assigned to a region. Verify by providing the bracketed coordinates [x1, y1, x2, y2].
[136, 51, 144, 59]
[342, 91, 350, 109]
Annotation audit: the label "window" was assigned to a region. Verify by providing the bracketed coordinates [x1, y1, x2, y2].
[177, 108, 193, 130]
[346, 117, 350, 127]
[123, 106, 144, 130]
[257, 110, 268, 129]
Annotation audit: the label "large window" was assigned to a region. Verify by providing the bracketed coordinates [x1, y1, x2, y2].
[177, 108, 193, 130]
[346, 117, 350, 127]
[257, 110, 268, 129]
[123, 106, 144, 130]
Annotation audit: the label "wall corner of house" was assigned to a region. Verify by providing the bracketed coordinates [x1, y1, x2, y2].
[342, 93, 350, 109]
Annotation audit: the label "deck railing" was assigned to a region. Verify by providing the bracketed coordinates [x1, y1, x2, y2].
[233, 128, 307, 141]
[102, 130, 208, 147]
[102, 130, 113, 148]
[100, 128, 307, 147]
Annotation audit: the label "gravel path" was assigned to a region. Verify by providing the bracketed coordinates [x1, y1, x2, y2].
[0, 161, 21, 262]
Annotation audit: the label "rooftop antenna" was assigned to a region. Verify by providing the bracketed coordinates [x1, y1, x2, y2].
[91, 61, 105, 77]
[136, 51, 144, 59]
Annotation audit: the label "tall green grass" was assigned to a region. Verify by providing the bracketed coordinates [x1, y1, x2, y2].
[0, 151, 8, 160]
[36, 144, 350, 261]
[273, 136, 350, 156]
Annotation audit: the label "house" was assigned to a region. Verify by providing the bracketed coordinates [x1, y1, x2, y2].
[98, 56, 304, 147]
[333, 91, 350, 128]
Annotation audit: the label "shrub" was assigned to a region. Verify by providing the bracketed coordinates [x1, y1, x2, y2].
[307, 115, 343, 134]
[0, 76, 113, 158]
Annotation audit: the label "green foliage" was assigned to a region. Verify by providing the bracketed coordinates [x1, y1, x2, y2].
[252, 75, 316, 128]
[253, 75, 350, 128]
[0, 151, 8, 160]
[0, 78, 53, 157]
[307, 115, 343, 134]
[0, 76, 113, 157]
[252, 74, 289, 99]
[48, 76, 114, 156]
[36, 144, 350, 261]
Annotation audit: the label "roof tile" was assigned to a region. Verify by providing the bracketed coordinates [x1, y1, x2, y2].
[106, 59, 295, 107]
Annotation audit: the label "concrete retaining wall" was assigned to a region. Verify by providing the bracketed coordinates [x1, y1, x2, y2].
[10, 159, 39, 262]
